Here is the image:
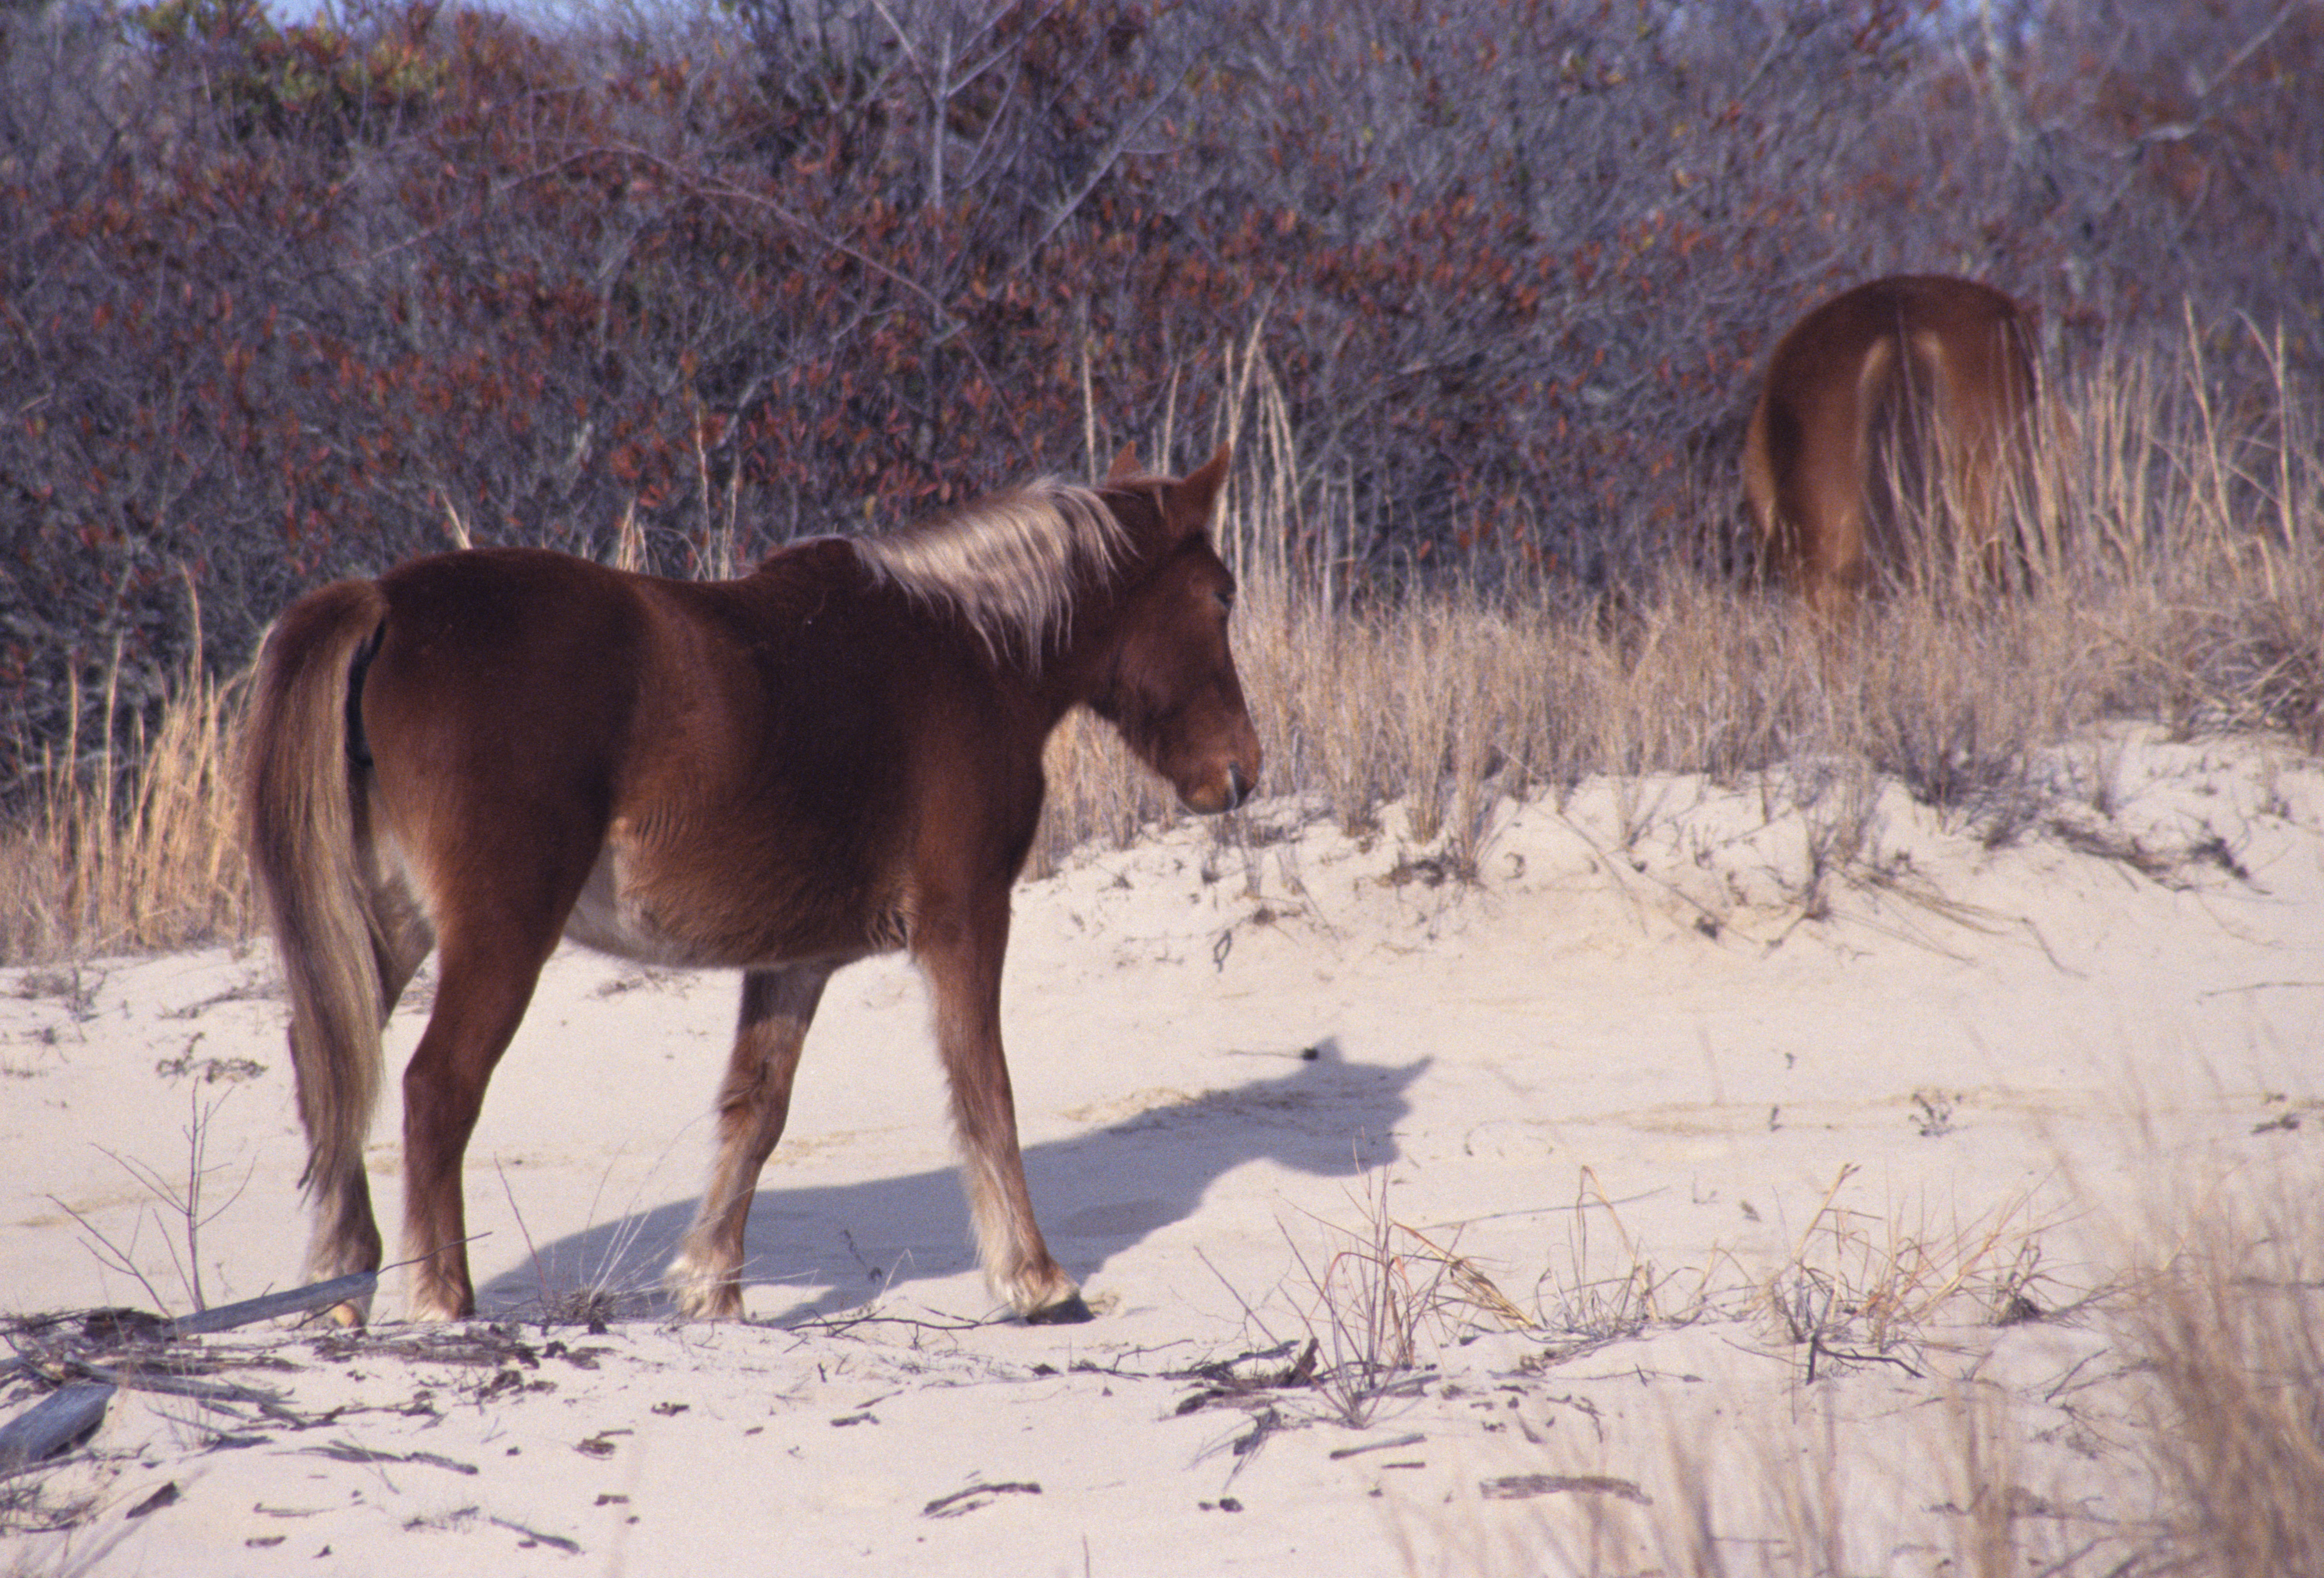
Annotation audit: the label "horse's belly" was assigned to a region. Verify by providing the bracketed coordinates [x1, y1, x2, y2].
[563, 839, 884, 971]
[562, 851, 723, 966]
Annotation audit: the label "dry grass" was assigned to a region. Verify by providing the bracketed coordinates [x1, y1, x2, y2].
[1753, 1163, 2053, 1367]
[1344, 1163, 2096, 1577]
[2121, 1176, 2324, 1575]
[0, 610, 250, 964]
[1688, 1172, 2324, 1578]
[4, 327, 2318, 964]
[1375, 1154, 2324, 1578]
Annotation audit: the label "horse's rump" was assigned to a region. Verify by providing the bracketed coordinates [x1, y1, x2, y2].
[1745, 274, 2037, 613]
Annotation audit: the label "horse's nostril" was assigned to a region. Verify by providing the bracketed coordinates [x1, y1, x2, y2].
[1226, 762, 1252, 809]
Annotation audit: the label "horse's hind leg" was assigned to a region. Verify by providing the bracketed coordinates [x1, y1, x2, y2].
[304, 899, 434, 1324]
[667, 963, 834, 1319]
[302, 1148, 384, 1325]
[399, 930, 557, 1321]
[917, 896, 1086, 1323]
[365, 847, 436, 1019]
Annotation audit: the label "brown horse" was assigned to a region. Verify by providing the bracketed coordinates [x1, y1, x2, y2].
[1743, 275, 2038, 616]
[243, 446, 1260, 1326]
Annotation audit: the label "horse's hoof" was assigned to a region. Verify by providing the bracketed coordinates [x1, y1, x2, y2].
[1022, 1292, 1095, 1326]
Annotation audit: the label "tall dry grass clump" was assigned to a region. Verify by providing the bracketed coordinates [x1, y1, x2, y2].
[0, 634, 250, 963]
[2122, 1179, 2324, 1575]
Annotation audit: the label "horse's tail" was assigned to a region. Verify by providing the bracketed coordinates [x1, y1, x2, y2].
[243, 579, 391, 1201]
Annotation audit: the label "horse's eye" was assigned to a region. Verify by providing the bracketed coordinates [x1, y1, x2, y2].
[1214, 587, 1236, 613]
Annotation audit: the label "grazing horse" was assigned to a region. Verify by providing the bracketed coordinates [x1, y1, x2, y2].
[243, 446, 1260, 1326]
[1743, 275, 2038, 616]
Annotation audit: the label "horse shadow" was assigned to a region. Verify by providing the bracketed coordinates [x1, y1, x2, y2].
[475, 1037, 1426, 1325]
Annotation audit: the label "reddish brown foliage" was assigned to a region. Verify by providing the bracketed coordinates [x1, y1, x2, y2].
[0, 0, 2315, 800]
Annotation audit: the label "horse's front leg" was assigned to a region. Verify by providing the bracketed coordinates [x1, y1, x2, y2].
[667, 963, 834, 1319]
[916, 892, 1088, 1323]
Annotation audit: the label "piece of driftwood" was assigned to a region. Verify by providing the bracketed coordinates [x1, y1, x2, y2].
[164, 1272, 377, 1337]
[0, 1381, 115, 1473]
[0, 1275, 369, 1473]
[64, 1361, 302, 1425]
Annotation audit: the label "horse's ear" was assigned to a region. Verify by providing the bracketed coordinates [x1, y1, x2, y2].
[1163, 444, 1231, 539]
[1104, 445, 1142, 483]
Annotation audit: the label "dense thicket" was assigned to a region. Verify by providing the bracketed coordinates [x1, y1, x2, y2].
[2, 0, 2317, 797]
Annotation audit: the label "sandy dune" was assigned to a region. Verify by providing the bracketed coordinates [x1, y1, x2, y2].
[4, 727, 2319, 1574]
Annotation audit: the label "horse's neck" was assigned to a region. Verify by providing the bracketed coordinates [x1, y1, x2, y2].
[1023, 569, 1142, 725]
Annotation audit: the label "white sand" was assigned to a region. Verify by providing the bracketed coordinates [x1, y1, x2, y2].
[4, 726, 2319, 1574]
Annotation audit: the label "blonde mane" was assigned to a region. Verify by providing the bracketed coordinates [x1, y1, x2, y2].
[852, 481, 1130, 663]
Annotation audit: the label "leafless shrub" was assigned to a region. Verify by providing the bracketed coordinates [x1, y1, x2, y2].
[47, 1087, 252, 1318]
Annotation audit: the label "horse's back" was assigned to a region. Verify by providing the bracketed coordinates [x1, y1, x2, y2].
[362, 543, 871, 797]
[360, 543, 943, 969]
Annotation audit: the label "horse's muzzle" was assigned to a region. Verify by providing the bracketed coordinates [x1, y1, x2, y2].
[1179, 756, 1259, 816]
